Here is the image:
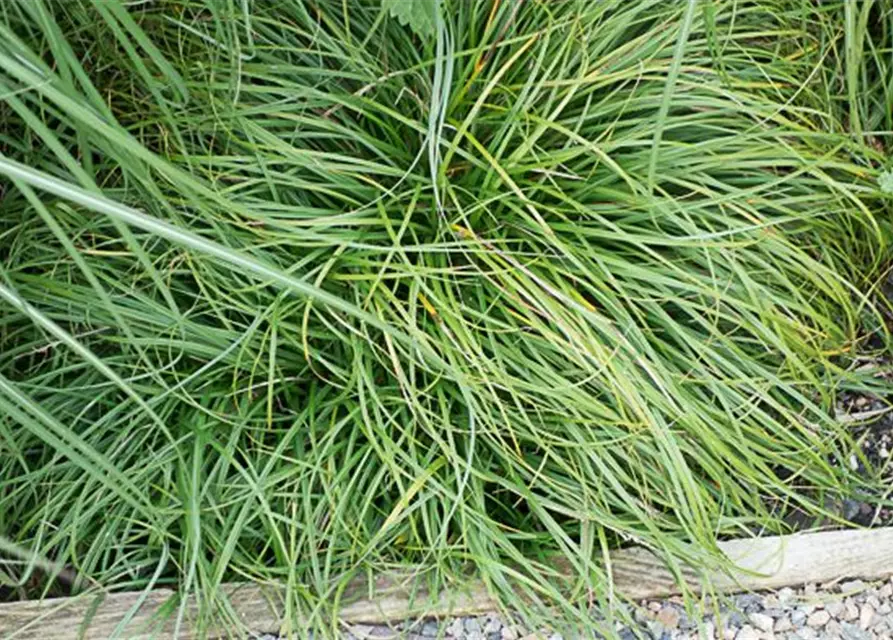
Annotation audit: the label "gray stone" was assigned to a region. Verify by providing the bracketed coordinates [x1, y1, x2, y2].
[843, 600, 859, 621]
[839, 622, 871, 640]
[748, 613, 773, 633]
[464, 618, 483, 635]
[806, 610, 830, 628]
[840, 580, 866, 594]
[446, 619, 465, 637]
[796, 627, 817, 640]
[790, 610, 807, 627]
[735, 626, 760, 640]
[483, 618, 502, 635]
[825, 601, 845, 618]
[774, 616, 793, 632]
[728, 612, 746, 627]
[778, 588, 796, 606]
[677, 613, 694, 631]
[735, 594, 763, 612]
[858, 603, 874, 630]
[500, 627, 519, 640]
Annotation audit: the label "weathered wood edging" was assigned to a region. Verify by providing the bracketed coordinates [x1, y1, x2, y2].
[2, 528, 893, 639]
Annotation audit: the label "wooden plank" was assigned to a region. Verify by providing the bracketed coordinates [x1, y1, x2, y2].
[2, 528, 893, 639]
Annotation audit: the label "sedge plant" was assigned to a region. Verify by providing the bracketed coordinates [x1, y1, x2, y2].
[1, 0, 892, 637]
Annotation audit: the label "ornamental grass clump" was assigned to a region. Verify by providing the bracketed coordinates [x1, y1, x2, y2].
[1, 0, 892, 636]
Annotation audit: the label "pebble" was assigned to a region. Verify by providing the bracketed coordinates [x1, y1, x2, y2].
[774, 616, 793, 632]
[749, 613, 774, 632]
[841, 580, 866, 594]
[465, 619, 483, 635]
[827, 601, 845, 618]
[657, 605, 680, 629]
[446, 619, 465, 637]
[826, 619, 844, 636]
[859, 603, 875, 630]
[735, 626, 760, 640]
[330, 576, 893, 639]
[840, 621, 871, 640]
[806, 610, 830, 627]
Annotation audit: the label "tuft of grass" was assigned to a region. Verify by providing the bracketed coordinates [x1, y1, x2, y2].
[1, 0, 892, 636]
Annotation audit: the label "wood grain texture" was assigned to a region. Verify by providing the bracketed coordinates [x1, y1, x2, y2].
[3, 528, 893, 639]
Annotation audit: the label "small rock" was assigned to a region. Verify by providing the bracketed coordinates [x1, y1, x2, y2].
[796, 627, 817, 640]
[763, 595, 780, 609]
[839, 621, 871, 640]
[678, 612, 694, 631]
[826, 620, 843, 636]
[858, 603, 874, 630]
[735, 594, 764, 612]
[844, 600, 859, 621]
[877, 601, 891, 615]
[657, 606, 680, 629]
[728, 612, 747, 628]
[446, 619, 465, 637]
[803, 584, 817, 597]
[501, 627, 519, 640]
[866, 595, 881, 609]
[775, 617, 793, 632]
[749, 613, 774, 633]
[790, 610, 807, 627]
[421, 622, 440, 637]
[806, 610, 830, 628]
[840, 580, 866, 594]
[735, 625, 761, 640]
[778, 588, 795, 606]
[880, 583, 893, 599]
[649, 601, 662, 612]
[465, 619, 483, 635]
[484, 618, 503, 635]
[826, 601, 845, 618]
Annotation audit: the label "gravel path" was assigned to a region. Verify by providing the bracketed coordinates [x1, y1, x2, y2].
[298, 577, 893, 639]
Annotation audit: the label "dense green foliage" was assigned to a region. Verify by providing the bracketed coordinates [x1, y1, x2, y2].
[1, 0, 892, 636]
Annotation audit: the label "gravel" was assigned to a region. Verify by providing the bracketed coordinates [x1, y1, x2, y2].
[309, 576, 893, 639]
